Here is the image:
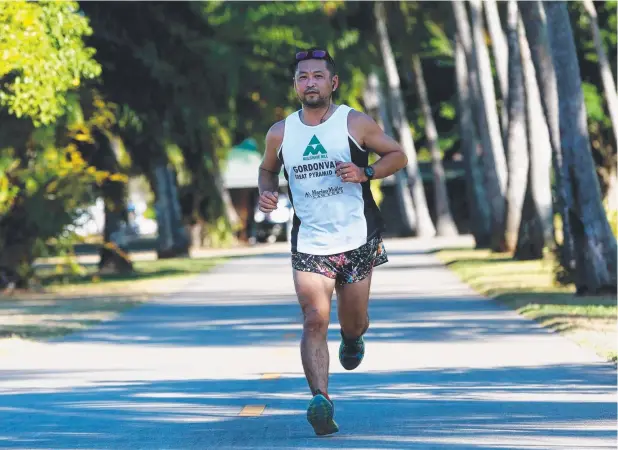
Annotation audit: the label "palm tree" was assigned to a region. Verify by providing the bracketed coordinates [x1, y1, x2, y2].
[453, 0, 508, 250]
[454, 35, 491, 248]
[519, 1, 574, 272]
[374, 1, 435, 237]
[363, 71, 417, 236]
[502, 0, 528, 252]
[483, 0, 509, 143]
[544, 1, 617, 294]
[515, 10, 554, 259]
[582, 0, 618, 143]
[411, 54, 458, 236]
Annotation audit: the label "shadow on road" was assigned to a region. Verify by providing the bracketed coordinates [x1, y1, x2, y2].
[0, 363, 615, 449]
[51, 290, 554, 348]
[3, 247, 615, 448]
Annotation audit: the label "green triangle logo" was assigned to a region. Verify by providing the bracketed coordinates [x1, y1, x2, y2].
[303, 135, 327, 157]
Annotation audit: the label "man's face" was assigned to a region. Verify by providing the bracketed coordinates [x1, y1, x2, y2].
[294, 59, 338, 108]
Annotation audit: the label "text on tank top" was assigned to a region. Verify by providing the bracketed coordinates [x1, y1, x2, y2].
[277, 104, 383, 255]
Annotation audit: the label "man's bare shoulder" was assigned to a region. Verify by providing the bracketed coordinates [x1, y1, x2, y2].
[264, 120, 285, 152]
[347, 109, 380, 146]
[348, 109, 377, 126]
[267, 120, 286, 141]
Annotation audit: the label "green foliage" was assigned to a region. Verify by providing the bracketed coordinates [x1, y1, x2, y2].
[0, 137, 117, 282]
[0, 1, 101, 126]
[1, 0, 616, 288]
[0, 0, 123, 286]
[582, 82, 609, 124]
[571, 1, 617, 70]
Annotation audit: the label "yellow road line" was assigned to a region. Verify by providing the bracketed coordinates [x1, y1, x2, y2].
[239, 405, 266, 417]
[261, 373, 281, 380]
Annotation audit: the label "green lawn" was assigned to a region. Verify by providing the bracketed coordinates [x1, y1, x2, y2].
[37, 256, 224, 293]
[436, 248, 617, 363]
[1, 255, 223, 341]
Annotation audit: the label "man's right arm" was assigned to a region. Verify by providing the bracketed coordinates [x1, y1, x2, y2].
[258, 121, 284, 194]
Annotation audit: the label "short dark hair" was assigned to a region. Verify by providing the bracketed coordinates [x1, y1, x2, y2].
[291, 47, 337, 77]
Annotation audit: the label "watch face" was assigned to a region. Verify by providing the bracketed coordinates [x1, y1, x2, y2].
[365, 167, 375, 178]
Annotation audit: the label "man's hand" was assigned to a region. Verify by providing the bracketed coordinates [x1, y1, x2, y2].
[335, 162, 368, 183]
[259, 191, 279, 213]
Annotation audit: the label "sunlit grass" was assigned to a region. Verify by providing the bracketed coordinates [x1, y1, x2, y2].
[1, 256, 224, 340]
[36, 256, 225, 293]
[436, 248, 617, 363]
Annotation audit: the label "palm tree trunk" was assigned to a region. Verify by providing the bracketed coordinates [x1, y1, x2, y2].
[454, 29, 491, 248]
[365, 71, 417, 236]
[453, 0, 508, 250]
[516, 11, 554, 257]
[607, 167, 618, 211]
[411, 54, 458, 236]
[516, 15, 554, 253]
[502, 0, 529, 253]
[544, 1, 617, 294]
[519, 1, 575, 273]
[484, 0, 510, 143]
[375, 1, 435, 237]
[582, 0, 618, 144]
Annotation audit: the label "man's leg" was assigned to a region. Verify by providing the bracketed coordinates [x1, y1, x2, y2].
[294, 270, 336, 396]
[336, 271, 372, 370]
[293, 269, 339, 435]
[336, 270, 372, 338]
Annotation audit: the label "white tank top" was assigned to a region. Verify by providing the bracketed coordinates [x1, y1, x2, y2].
[278, 104, 383, 255]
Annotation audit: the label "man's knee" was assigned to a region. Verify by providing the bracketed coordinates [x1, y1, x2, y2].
[341, 313, 369, 339]
[302, 304, 330, 334]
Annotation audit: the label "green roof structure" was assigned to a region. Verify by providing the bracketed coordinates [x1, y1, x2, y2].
[222, 138, 287, 189]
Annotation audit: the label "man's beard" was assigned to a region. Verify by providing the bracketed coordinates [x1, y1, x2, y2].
[301, 92, 330, 109]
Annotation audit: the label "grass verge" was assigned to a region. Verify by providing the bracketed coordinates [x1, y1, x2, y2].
[0, 256, 223, 341]
[36, 256, 224, 294]
[436, 248, 617, 364]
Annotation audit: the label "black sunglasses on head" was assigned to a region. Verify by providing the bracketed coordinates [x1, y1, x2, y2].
[295, 49, 329, 61]
[291, 49, 336, 75]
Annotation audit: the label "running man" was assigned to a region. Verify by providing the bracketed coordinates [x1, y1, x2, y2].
[257, 48, 408, 436]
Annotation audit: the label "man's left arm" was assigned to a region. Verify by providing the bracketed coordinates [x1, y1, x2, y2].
[336, 112, 408, 182]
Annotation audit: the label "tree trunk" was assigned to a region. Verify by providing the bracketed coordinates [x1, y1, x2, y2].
[364, 71, 417, 236]
[454, 35, 491, 248]
[212, 157, 240, 231]
[0, 215, 36, 290]
[411, 54, 458, 236]
[375, 1, 436, 237]
[545, 2, 617, 295]
[454, 0, 508, 250]
[153, 164, 190, 259]
[514, 180, 546, 260]
[484, 0, 510, 143]
[99, 184, 133, 274]
[518, 12, 554, 251]
[84, 130, 133, 274]
[519, 1, 575, 273]
[582, 0, 618, 145]
[606, 166, 617, 211]
[502, 0, 529, 253]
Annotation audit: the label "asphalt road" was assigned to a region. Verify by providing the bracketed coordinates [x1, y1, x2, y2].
[1, 238, 616, 449]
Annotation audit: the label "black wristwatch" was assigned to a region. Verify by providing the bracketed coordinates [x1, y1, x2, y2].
[364, 166, 375, 180]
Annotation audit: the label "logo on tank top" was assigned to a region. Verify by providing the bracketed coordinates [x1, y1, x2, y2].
[303, 135, 328, 161]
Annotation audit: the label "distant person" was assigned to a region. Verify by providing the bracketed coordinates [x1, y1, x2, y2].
[257, 48, 407, 436]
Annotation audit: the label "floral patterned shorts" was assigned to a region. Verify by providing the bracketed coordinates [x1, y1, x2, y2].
[291, 235, 388, 285]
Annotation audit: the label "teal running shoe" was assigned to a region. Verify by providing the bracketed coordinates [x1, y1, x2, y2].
[339, 329, 365, 370]
[306, 391, 339, 436]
